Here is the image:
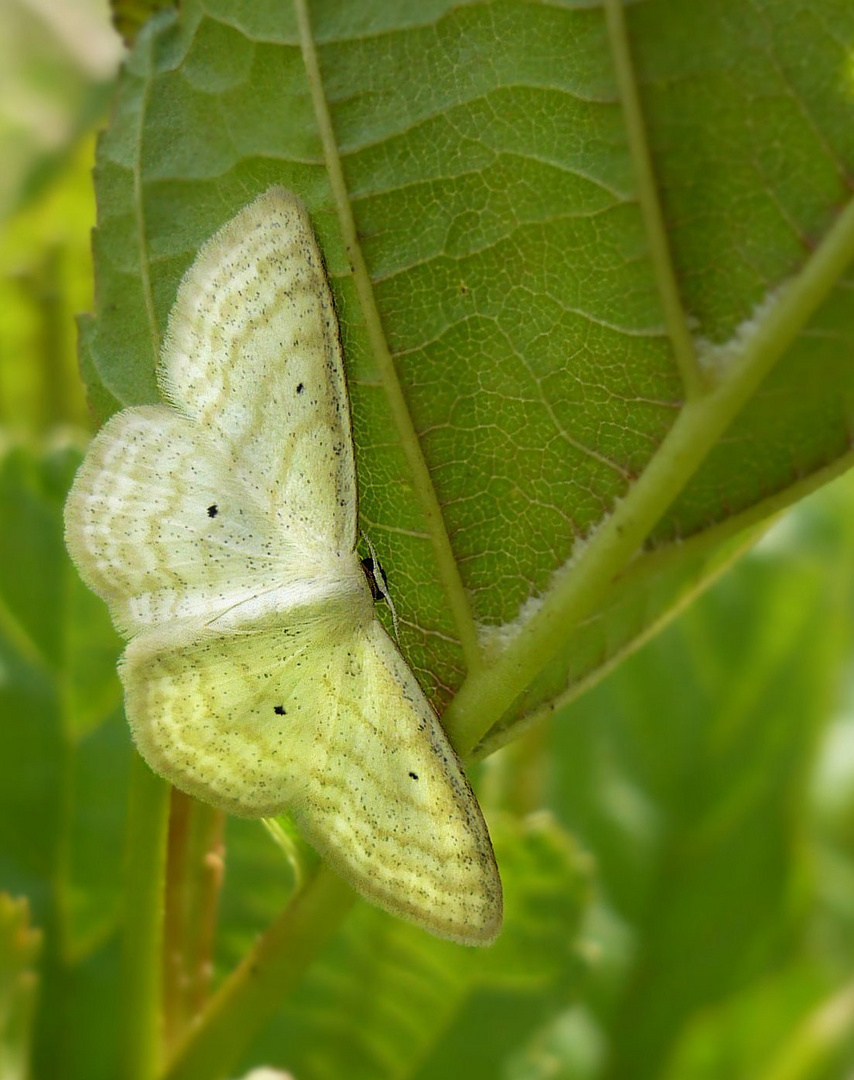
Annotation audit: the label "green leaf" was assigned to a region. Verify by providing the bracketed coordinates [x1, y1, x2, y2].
[80, 0, 854, 761]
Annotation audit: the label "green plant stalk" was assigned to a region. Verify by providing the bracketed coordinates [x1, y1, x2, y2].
[483, 430, 854, 757]
[444, 192, 854, 758]
[0, 896, 41, 1080]
[122, 753, 171, 1080]
[162, 865, 355, 1080]
[615, 443, 854, 588]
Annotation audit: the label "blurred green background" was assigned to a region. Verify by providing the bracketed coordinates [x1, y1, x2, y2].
[3, 3, 854, 1079]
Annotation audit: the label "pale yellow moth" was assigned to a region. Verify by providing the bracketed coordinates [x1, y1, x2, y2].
[64, 187, 502, 945]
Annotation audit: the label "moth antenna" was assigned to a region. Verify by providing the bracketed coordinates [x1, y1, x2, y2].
[385, 584, 401, 644]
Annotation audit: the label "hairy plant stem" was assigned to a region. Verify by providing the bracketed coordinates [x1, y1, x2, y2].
[163, 794, 226, 1054]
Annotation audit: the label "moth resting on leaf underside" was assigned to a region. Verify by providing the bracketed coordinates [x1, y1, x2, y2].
[64, 186, 503, 946]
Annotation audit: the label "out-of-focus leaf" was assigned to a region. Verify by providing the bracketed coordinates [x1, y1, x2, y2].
[220, 814, 588, 1080]
[549, 470, 854, 1080]
[0, 0, 120, 217]
[662, 968, 854, 1080]
[232, 1070, 292, 1080]
[504, 1005, 607, 1080]
[0, 138, 101, 434]
[0, 444, 128, 1079]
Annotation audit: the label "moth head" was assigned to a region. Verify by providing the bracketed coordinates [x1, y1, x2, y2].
[360, 555, 389, 602]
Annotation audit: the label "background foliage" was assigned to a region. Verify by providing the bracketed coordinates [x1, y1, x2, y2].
[2, 2, 854, 1079]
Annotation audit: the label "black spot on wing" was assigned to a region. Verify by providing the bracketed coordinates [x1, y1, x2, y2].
[274, 705, 286, 716]
[296, 382, 304, 394]
[207, 504, 218, 518]
[408, 772, 419, 780]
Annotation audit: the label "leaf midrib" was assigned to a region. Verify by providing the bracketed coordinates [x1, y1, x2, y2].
[293, 0, 484, 674]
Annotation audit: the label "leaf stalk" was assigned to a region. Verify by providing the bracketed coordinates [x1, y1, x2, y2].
[445, 191, 854, 757]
